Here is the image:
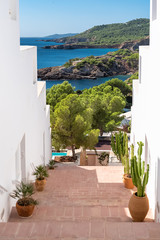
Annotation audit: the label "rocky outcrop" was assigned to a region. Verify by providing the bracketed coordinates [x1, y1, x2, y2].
[38, 66, 97, 80]
[42, 37, 149, 51]
[38, 51, 138, 80]
[41, 37, 87, 43]
[43, 44, 119, 50]
[120, 37, 149, 51]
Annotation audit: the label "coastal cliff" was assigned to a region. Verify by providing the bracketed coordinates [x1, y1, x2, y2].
[38, 49, 138, 80]
[119, 37, 149, 51]
[43, 44, 119, 50]
[42, 37, 149, 51]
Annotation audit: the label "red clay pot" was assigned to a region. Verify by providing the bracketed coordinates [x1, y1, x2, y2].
[16, 202, 35, 218]
[35, 179, 46, 191]
[123, 174, 134, 189]
[128, 192, 149, 222]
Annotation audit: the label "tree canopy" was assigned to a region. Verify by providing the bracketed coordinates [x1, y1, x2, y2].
[46, 81, 75, 111]
[81, 85, 126, 135]
[82, 78, 131, 97]
[51, 94, 99, 158]
[47, 78, 129, 156]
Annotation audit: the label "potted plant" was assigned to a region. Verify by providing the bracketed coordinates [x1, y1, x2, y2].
[123, 135, 134, 189]
[111, 131, 125, 162]
[33, 165, 49, 191]
[10, 182, 38, 218]
[129, 141, 149, 222]
[111, 131, 134, 189]
[48, 159, 56, 170]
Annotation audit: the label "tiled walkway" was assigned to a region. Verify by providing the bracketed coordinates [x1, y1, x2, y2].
[0, 165, 159, 239]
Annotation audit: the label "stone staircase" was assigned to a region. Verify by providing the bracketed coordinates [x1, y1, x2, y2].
[0, 165, 159, 239]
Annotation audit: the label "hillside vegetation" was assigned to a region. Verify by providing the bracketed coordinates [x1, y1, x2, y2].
[38, 49, 138, 80]
[54, 19, 149, 45]
[63, 49, 139, 70]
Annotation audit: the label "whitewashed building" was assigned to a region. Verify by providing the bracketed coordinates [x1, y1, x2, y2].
[131, 0, 160, 222]
[0, 0, 51, 222]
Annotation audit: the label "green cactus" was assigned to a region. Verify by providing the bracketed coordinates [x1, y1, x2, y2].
[122, 133, 126, 157]
[126, 134, 129, 174]
[137, 141, 144, 176]
[123, 133, 131, 175]
[130, 144, 134, 177]
[111, 131, 132, 176]
[111, 135, 115, 153]
[111, 131, 126, 162]
[131, 144, 134, 159]
[131, 142, 149, 197]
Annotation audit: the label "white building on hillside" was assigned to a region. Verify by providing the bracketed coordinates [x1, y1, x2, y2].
[131, 0, 160, 222]
[0, 0, 51, 221]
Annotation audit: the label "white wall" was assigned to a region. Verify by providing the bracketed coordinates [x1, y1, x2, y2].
[0, 0, 51, 222]
[131, 0, 160, 222]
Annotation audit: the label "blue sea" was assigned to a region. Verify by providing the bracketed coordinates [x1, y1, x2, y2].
[45, 76, 129, 90]
[20, 38, 130, 90]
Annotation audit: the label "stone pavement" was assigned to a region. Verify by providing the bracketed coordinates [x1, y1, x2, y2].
[0, 165, 159, 239]
[0, 221, 160, 239]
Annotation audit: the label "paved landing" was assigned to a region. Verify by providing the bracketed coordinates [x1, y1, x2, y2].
[9, 165, 153, 222]
[0, 165, 158, 239]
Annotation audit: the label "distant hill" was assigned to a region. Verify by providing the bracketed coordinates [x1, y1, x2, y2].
[53, 18, 149, 45]
[44, 33, 78, 39]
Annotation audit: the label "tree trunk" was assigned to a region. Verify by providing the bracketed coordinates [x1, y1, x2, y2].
[100, 128, 103, 136]
[93, 147, 98, 156]
[71, 145, 76, 160]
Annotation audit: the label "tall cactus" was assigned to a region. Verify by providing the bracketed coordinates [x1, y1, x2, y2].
[124, 133, 130, 175]
[122, 133, 126, 157]
[137, 141, 144, 176]
[111, 135, 115, 153]
[131, 142, 149, 197]
[111, 131, 126, 162]
[131, 144, 134, 160]
[111, 131, 132, 175]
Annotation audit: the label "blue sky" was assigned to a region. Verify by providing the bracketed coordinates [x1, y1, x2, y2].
[20, 0, 150, 37]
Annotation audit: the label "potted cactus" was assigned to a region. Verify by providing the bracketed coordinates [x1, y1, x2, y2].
[123, 135, 134, 189]
[111, 131, 134, 189]
[10, 182, 38, 217]
[33, 165, 49, 191]
[111, 131, 125, 162]
[129, 141, 149, 222]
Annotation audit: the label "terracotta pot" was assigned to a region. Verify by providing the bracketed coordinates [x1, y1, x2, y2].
[35, 179, 46, 191]
[128, 192, 149, 222]
[49, 167, 54, 170]
[16, 202, 35, 218]
[123, 174, 134, 189]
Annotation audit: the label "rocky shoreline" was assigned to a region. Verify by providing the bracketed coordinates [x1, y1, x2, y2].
[41, 37, 149, 51]
[38, 66, 98, 80]
[38, 50, 138, 80]
[43, 44, 119, 50]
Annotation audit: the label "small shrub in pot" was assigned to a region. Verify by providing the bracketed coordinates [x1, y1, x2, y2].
[33, 165, 49, 191]
[48, 160, 56, 169]
[10, 182, 38, 217]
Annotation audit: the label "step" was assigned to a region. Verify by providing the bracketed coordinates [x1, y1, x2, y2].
[9, 206, 153, 223]
[0, 221, 159, 239]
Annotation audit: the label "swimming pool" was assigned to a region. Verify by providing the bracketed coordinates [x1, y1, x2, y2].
[52, 152, 67, 157]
